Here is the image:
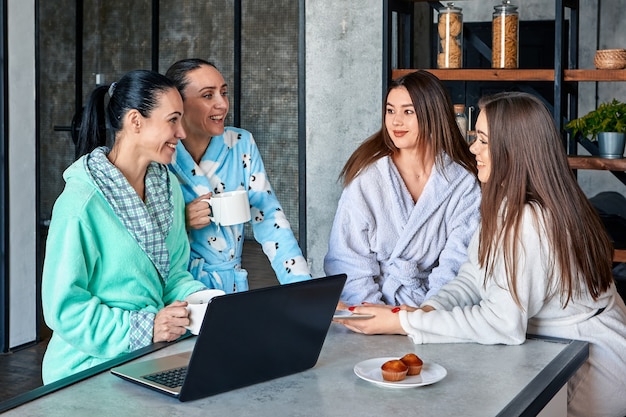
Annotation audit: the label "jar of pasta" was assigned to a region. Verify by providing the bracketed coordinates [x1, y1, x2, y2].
[492, 0, 519, 69]
[437, 3, 463, 69]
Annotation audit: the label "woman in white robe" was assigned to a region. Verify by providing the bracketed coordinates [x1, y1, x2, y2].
[324, 70, 481, 306]
[338, 92, 626, 417]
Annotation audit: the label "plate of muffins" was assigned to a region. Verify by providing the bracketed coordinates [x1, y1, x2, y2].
[353, 353, 447, 388]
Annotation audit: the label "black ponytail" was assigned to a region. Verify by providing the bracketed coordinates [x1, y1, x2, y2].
[75, 86, 108, 159]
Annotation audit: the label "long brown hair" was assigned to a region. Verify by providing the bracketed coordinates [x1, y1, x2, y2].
[477, 92, 613, 306]
[339, 70, 477, 186]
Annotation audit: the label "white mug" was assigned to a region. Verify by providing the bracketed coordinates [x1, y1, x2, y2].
[202, 190, 251, 226]
[184, 289, 226, 335]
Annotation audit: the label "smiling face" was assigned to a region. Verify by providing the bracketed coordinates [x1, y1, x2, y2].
[384, 87, 420, 151]
[469, 111, 491, 183]
[138, 88, 185, 165]
[180, 65, 229, 139]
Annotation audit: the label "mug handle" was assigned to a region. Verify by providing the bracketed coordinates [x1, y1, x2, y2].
[201, 198, 220, 227]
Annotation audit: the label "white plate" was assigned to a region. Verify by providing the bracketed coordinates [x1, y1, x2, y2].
[354, 357, 447, 388]
[333, 310, 374, 320]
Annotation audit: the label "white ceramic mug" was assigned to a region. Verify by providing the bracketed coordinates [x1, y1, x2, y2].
[184, 289, 226, 335]
[202, 190, 251, 226]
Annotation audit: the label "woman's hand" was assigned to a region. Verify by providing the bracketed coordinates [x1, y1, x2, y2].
[153, 300, 190, 343]
[186, 193, 213, 229]
[334, 303, 435, 335]
[334, 303, 406, 335]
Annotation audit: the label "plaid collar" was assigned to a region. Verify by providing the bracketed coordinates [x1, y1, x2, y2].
[86, 147, 173, 282]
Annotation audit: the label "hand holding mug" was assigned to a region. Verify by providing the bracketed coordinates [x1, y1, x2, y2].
[184, 289, 226, 335]
[153, 301, 191, 343]
[201, 190, 251, 227]
[186, 193, 213, 230]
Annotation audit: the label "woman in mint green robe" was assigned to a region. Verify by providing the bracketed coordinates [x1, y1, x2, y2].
[42, 70, 206, 384]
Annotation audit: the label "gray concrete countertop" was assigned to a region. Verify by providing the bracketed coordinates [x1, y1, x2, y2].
[2, 325, 587, 417]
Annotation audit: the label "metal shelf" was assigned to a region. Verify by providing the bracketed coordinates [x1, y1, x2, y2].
[391, 69, 626, 82]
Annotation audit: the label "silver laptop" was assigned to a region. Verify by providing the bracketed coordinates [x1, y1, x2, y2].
[111, 274, 346, 402]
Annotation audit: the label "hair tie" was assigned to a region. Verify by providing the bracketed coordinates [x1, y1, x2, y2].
[108, 82, 117, 97]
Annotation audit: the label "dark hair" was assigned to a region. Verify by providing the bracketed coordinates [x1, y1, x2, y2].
[339, 70, 477, 186]
[165, 58, 218, 100]
[75, 69, 176, 159]
[476, 91, 613, 307]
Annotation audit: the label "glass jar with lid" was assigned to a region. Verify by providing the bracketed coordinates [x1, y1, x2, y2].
[453, 104, 468, 141]
[492, 0, 519, 69]
[437, 2, 463, 69]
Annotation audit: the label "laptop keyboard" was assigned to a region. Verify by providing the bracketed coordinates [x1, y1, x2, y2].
[144, 366, 188, 388]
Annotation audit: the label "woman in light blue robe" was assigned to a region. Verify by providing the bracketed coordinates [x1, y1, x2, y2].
[166, 59, 311, 293]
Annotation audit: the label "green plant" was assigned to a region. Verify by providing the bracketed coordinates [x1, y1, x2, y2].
[565, 99, 626, 141]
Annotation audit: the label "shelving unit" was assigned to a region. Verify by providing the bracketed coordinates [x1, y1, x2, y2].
[389, 1, 580, 140]
[568, 155, 626, 262]
[392, 69, 626, 82]
[387, 0, 626, 262]
[568, 156, 626, 171]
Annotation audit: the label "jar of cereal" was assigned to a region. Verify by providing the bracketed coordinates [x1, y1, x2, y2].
[437, 3, 463, 69]
[492, 0, 519, 69]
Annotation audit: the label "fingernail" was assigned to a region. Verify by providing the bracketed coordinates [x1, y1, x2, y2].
[391, 307, 401, 313]
[348, 306, 355, 311]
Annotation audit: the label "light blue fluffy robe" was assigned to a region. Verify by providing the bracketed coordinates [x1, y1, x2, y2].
[169, 127, 311, 293]
[324, 154, 481, 306]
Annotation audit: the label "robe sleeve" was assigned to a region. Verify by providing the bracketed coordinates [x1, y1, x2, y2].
[42, 217, 136, 358]
[402, 208, 552, 345]
[246, 136, 311, 283]
[324, 183, 383, 305]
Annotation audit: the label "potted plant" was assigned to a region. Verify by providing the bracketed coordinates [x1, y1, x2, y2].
[566, 99, 626, 159]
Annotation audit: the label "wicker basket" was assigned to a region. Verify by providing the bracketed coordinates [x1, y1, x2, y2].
[594, 49, 626, 70]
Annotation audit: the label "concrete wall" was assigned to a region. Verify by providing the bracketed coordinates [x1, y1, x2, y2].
[304, 1, 383, 276]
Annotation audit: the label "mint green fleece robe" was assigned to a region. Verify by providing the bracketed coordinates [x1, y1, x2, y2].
[41, 157, 206, 384]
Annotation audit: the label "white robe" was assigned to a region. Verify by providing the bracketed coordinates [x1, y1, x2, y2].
[324, 153, 481, 306]
[400, 205, 626, 417]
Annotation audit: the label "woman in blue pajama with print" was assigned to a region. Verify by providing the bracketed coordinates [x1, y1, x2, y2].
[166, 59, 311, 293]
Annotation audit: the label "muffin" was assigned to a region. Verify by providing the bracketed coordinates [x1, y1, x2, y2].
[381, 359, 408, 382]
[400, 353, 423, 376]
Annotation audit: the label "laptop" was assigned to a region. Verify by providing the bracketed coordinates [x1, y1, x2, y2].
[111, 273, 346, 402]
